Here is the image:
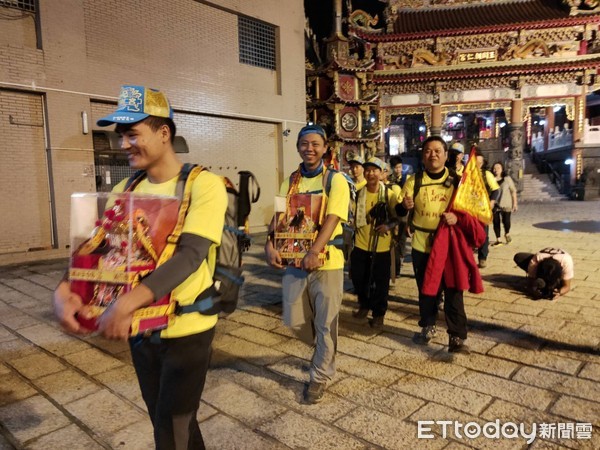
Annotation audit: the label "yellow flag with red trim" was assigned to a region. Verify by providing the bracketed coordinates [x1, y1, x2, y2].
[451, 149, 493, 224]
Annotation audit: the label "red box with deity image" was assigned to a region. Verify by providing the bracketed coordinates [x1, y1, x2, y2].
[68, 192, 180, 335]
[274, 193, 326, 268]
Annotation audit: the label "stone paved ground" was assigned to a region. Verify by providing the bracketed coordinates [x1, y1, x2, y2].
[0, 200, 599, 449]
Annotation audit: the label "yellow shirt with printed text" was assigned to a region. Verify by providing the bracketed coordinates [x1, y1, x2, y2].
[402, 169, 454, 253]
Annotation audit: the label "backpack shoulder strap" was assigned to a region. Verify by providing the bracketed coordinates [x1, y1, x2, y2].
[413, 170, 424, 199]
[447, 167, 460, 189]
[124, 170, 147, 192]
[324, 168, 336, 196]
[156, 164, 205, 267]
[176, 163, 198, 199]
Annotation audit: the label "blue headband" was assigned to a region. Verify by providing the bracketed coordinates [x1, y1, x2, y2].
[297, 124, 327, 144]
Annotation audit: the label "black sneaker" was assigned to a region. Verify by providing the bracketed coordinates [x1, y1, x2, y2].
[352, 308, 369, 319]
[448, 336, 470, 354]
[413, 325, 436, 345]
[369, 316, 384, 329]
[304, 381, 326, 404]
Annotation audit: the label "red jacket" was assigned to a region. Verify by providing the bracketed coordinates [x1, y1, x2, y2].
[422, 210, 486, 296]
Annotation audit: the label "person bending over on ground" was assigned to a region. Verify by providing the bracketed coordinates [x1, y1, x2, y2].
[514, 248, 573, 300]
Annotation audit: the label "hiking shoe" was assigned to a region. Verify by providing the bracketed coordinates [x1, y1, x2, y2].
[505, 234, 512, 244]
[352, 308, 369, 319]
[478, 259, 487, 269]
[490, 241, 503, 247]
[369, 316, 384, 329]
[448, 336, 470, 354]
[413, 325, 437, 345]
[304, 381, 326, 404]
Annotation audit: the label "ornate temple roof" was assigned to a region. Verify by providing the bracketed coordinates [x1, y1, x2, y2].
[355, 0, 600, 40]
[372, 54, 600, 83]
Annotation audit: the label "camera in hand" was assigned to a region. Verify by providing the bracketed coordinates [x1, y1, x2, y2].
[369, 202, 389, 226]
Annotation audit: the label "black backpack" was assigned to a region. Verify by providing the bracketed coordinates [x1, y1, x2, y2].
[125, 163, 260, 316]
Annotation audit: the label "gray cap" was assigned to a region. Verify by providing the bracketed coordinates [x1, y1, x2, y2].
[347, 154, 365, 165]
[450, 142, 465, 153]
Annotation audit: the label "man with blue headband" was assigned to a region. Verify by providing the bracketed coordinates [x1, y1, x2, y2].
[265, 124, 350, 404]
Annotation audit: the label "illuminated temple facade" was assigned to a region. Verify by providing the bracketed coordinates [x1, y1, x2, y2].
[306, 0, 600, 198]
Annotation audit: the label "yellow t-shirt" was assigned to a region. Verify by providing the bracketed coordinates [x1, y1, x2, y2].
[279, 170, 349, 270]
[354, 187, 399, 253]
[389, 183, 402, 201]
[484, 170, 500, 192]
[113, 170, 227, 338]
[354, 178, 367, 191]
[402, 168, 454, 253]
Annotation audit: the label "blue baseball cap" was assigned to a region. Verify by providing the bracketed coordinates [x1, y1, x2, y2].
[97, 85, 174, 127]
[297, 124, 327, 145]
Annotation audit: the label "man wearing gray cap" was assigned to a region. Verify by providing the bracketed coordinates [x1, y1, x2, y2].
[350, 157, 399, 329]
[347, 153, 367, 190]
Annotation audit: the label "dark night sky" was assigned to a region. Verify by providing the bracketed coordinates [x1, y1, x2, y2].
[304, 0, 386, 41]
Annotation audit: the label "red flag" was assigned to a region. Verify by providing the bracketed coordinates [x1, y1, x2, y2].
[422, 211, 486, 296]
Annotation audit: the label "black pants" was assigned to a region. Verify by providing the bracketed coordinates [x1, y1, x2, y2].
[350, 247, 391, 317]
[493, 210, 512, 239]
[412, 249, 467, 339]
[478, 225, 489, 261]
[130, 327, 215, 450]
[514, 252, 534, 273]
[393, 221, 408, 276]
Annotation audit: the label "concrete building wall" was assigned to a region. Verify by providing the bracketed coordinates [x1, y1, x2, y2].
[0, 90, 51, 253]
[0, 0, 306, 258]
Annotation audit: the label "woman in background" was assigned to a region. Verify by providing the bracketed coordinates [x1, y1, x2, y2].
[490, 161, 518, 246]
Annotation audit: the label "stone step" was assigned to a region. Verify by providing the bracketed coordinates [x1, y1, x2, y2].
[519, 172, 565, 201]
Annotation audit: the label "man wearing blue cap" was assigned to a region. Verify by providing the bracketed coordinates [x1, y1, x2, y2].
[53, 85, 227, 449]
[350, 157, 399, 329]
[265, 124, 350, 404]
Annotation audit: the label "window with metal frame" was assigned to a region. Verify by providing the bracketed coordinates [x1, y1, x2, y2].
[238, 16, 276, 70]
[0, 0, 35, 12]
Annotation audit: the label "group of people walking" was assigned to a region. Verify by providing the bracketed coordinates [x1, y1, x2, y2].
[52, 95, 574, 448]
[263, 127, 574, 406]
